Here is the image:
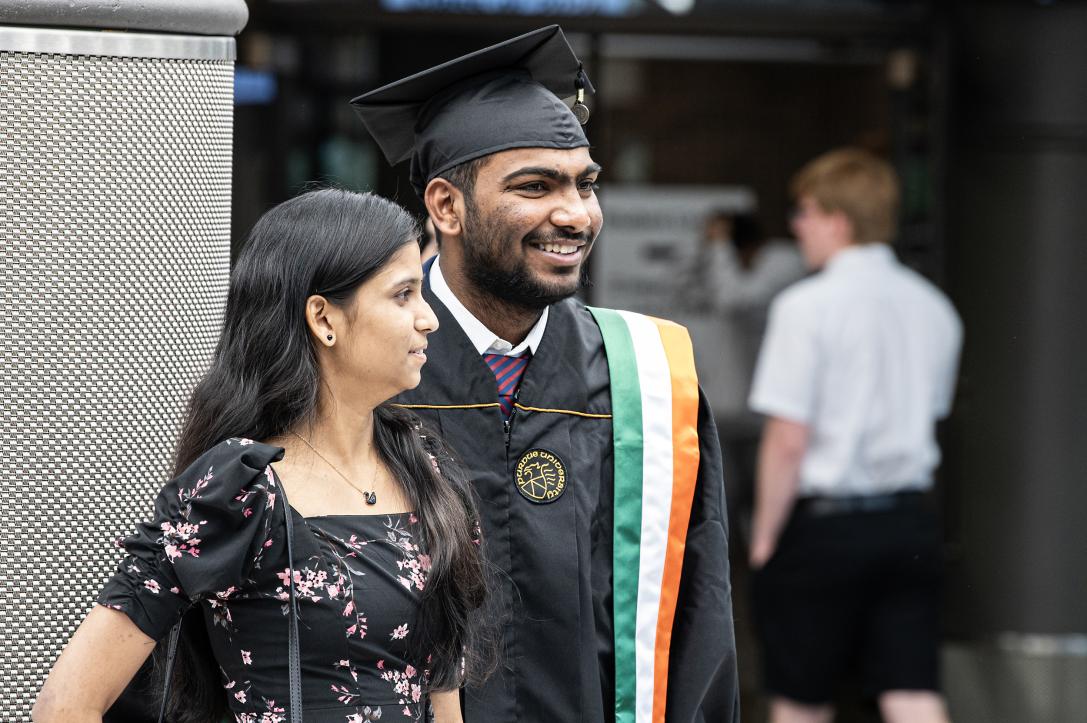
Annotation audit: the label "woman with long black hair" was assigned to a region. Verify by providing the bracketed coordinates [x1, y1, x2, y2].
[34, 189, 488, 723]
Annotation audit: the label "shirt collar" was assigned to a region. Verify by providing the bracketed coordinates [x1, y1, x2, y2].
[430, 254, 548, 356]
[825, 243, 896, 273]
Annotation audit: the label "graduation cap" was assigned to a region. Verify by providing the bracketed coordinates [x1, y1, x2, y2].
[351, 25, 594, 195]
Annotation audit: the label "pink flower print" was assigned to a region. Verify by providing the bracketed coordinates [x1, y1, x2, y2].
[234, 690, 247, 703]
[243, 507, 253, 518]
[143, 579, 161, 594]
[275, 565, 327, 602]
[411, 683, 422, 703]
[345, 614, 369, 639]
[348, 711, 383, 723]
[208, 596, 235, 628]
[235, 438, 255, 446]
[409, 513, 419, 525]
[169, 587, 180, 595]
[178, 468, 214, 504]
[405, 665, 416, 678]
[331, 683, 359, 705]
[241, 650, 252, 665]
[403, 706, 412, 717]
[390, 624, 409, 640]
[160, 518, 204, 562]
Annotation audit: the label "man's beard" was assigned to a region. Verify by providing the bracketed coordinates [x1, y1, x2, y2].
[461, 203, 592, 311]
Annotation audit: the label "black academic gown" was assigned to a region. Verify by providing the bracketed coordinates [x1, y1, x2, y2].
[395, 274, 741, 723]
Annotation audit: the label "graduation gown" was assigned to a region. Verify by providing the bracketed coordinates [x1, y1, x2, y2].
[395, 277, 740, 723]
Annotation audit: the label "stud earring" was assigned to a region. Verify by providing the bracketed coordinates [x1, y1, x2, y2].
[326, 334, 334, 342]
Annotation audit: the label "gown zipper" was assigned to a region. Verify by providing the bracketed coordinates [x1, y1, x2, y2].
[504, 389, 521, 451]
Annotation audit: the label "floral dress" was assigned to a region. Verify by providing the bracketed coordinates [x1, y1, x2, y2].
[99, 438, 436, 722]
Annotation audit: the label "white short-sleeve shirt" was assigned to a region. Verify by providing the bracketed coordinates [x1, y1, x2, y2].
[749, 244, 962, 496]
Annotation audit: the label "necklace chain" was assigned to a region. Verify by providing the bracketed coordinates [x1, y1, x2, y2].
[291, 431, 378, 505]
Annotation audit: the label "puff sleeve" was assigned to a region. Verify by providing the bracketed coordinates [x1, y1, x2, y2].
[96, 439, 285, 641]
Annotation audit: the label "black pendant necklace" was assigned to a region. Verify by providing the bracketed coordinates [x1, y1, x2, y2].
[292, 432, 378, 505]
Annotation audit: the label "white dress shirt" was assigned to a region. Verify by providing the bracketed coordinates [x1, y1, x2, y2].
[749, 244, 962, 496]
[430, 254, 548, 356]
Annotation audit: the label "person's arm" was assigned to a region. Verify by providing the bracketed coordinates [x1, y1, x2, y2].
[32, 606, 155, 723]
[702, 242, 805, 313]
[38, 441, 283, 722]
[749, 416, 809, 569]
[430, 689, 463, 723]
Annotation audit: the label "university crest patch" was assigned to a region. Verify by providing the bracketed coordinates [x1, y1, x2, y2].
[514, 448, 567, 504]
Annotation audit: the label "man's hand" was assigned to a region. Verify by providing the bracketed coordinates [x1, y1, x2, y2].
[748, 536, 778, 570]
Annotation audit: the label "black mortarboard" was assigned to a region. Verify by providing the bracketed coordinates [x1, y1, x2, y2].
[350, 25, 594, 195]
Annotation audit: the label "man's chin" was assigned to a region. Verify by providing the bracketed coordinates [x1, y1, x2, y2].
[523, 275, 582, 304]
[466, 262, 584, 309]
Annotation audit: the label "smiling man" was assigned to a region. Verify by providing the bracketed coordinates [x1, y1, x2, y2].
[353, 26, 739, 723]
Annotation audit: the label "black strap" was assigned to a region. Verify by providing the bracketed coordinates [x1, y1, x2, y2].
[157, 480, 303, 722]
[156, 621, 181, 723]
[282, 491, 304, 723]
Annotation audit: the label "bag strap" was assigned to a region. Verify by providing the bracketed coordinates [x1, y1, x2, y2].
[282, 491, 304, 723]
[156, 621, 181, 723]
[157, 474, 303, 723]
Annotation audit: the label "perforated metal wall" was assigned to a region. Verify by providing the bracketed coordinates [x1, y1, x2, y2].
[0, 43, 234, 718]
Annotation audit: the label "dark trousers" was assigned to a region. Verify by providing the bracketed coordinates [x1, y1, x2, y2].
[751, 499, 943, 704]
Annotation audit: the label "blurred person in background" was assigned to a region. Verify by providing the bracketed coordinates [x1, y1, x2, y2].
[683, 209, 805, 547]
[747, 148, 961, 723]
[352, 25, 740, 723]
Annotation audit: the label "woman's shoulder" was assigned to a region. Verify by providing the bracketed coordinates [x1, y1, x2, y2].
[170, 438, 285, 504]
[187, 437, 284, 473]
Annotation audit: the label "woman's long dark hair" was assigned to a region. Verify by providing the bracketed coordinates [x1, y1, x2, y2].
[157, 189, 489, 722]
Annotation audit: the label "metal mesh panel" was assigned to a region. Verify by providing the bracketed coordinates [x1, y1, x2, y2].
[0, 49, 234, 718]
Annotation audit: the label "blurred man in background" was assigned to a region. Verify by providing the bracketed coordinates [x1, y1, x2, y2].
[748, 148, 961, 723]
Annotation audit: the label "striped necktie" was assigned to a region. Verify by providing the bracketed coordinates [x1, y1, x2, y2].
[483, 351, 531, 418]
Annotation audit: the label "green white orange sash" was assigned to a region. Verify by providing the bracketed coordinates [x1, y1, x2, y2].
[588, 307, 701, 723]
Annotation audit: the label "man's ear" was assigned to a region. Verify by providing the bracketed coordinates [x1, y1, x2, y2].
[424, 178, 463, 239]
[831, 210, 856, 245]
